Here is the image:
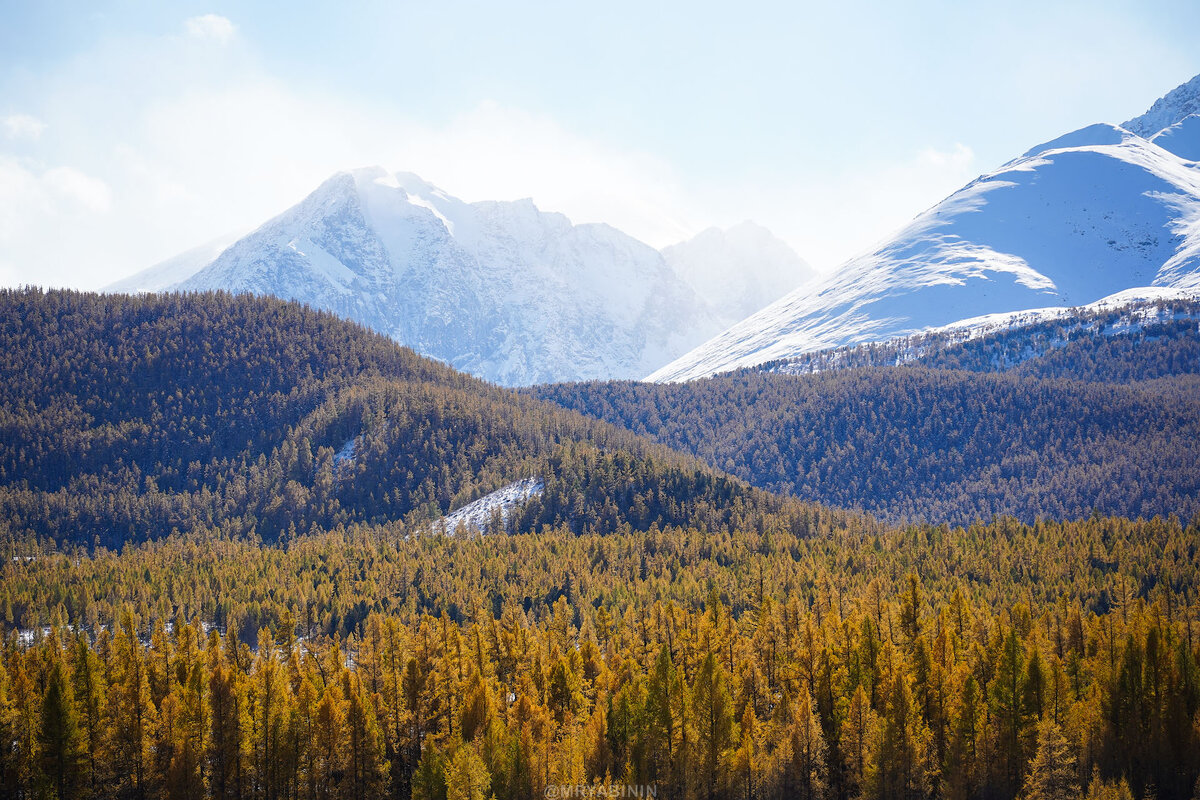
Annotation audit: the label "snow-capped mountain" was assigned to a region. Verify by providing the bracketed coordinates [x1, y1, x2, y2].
[122, 168, 727, 386]
[649, 74, 1200, 382]
[661, 221, 814, 329]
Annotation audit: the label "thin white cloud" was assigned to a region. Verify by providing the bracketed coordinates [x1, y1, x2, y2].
[43, 166, 113, 213]
[0, 158, 46, 243]
[185, 14, 236, 45]
[388, 102, 697, 248]
[917, 142, 975, 170]
[0, 159, 112, 244]
[39, 72, 702, 287]
[3, 113, 47, 141]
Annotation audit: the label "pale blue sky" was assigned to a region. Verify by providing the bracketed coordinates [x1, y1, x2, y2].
[2, 0, 1199, 288]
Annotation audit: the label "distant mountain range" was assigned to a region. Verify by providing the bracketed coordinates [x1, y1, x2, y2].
[650, 74, 1200, 381]
[111, 74, 1200, 387]
[109, 170, 810, 385]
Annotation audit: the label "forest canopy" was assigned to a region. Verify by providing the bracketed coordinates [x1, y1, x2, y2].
[2, 512, 1199, 800]
[0, 288, 808, 546]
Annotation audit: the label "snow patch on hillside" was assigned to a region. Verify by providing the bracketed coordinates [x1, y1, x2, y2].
[436, 478, 543, 536]
[333, 438, 356, 468]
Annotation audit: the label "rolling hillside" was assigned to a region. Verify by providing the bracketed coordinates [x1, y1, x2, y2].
[534, 317, 1200, 523]
[0, 288, 810, 546]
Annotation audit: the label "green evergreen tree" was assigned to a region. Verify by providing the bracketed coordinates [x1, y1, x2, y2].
[40, 653, 83, 800]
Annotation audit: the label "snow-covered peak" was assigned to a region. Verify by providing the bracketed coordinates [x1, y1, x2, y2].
[122, 168, 722, 386]
[1124, 73, 1200, 138]
[662, 221, 814, 328]
[1151, 114, 1200, 162]
[649, 104, 1200, 383]
[391, 170, 444, 195]
[1022, 122, 1136, 158]
[347, 165, 390, 184]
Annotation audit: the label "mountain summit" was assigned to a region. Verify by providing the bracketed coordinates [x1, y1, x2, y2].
[1124, 73, 1200, 137]
[139, 168, 718, 386]
[662, 221, 814, 329]
[113, 169, 808, 386]
[649, 74, 1200, 382]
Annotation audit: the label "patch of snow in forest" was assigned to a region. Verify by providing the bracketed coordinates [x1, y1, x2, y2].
[437, 477, 544, 536]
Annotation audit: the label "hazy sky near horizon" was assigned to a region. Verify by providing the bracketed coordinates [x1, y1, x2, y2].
[2, 0, 1199, 289]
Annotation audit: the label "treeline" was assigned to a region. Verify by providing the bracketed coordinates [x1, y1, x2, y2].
[758, 298, 1200, 384]
[914, 319, 1200, 385]
[531, 367, 1200, 524]
[3, 512, 1200, 799]
[0, 289, 797, 545]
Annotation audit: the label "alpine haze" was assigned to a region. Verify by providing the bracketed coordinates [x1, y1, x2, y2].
[661, 221, 814, 329]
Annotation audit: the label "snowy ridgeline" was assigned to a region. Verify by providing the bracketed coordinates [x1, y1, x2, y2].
[434, 478, 544, 536]
[765, 291, 1200, 376]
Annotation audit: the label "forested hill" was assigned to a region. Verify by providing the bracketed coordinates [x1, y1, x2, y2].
[531, 365, 1200, 525]
[0, 288, 819, 546]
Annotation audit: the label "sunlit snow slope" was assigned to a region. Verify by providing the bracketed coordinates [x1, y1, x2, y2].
[649, 75, 1200, 382]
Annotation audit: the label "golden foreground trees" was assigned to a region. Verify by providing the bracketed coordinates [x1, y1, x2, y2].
[3, 513, 1200, 800]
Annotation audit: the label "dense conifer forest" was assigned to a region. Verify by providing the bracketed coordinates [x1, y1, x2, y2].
[533, 366, 1200, 524]
[2, 288, 1199, 800]
[2, 514, 1199, 800]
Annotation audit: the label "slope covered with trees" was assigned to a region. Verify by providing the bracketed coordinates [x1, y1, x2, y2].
[532, 365, 1200, 524]
[0, 288, 799, 545]
[2, 513, 1199, 800]
[758, 297, 1200, 384]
